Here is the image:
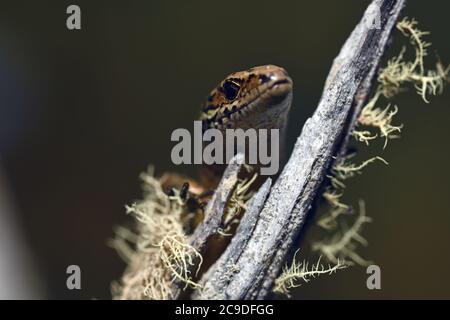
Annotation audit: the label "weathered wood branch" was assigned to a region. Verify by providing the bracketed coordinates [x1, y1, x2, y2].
[191, 0, 406, 300]
[188, 154, 245, 252]
[171, 154, 245, 299]
[191, 178, 272, 299]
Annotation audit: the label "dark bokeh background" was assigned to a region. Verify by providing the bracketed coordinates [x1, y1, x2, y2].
[0, 0, 449, 299]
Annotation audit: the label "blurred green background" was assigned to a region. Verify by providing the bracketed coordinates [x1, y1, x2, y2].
[0, 0, 449, 299]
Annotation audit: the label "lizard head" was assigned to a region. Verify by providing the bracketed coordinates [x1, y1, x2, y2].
[201, 65, 293, 131]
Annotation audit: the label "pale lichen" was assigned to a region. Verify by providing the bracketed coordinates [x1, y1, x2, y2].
[355, 17, 449, 147]
[314, 201, 372, 267]
[355, 91, 403, 148]
[316, 17, 448, 269]
[111, 166, 258, 299]
[273, 250, 347, 298]
[317, 156, 387, 230]
[110, 167, 203, 300]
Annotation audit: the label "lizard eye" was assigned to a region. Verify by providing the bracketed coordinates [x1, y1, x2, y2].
[222, 81, 240, 101]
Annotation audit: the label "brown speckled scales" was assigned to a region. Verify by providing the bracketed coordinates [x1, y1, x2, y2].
[200, 65, 293, 189]
[161, 65, 293, 195]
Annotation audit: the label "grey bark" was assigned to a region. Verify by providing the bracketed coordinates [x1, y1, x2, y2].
[188, 153, 245, 252]
[191, 0, 406, 300]
[171, 154, 245, 299]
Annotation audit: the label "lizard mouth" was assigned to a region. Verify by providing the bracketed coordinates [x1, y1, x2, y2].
[266, 79, 293, 100]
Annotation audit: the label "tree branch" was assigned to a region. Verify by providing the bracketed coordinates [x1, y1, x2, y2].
[193, 0, 406, 300]
[171, 154, 245, 299]
[188, 154, 245, 252]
